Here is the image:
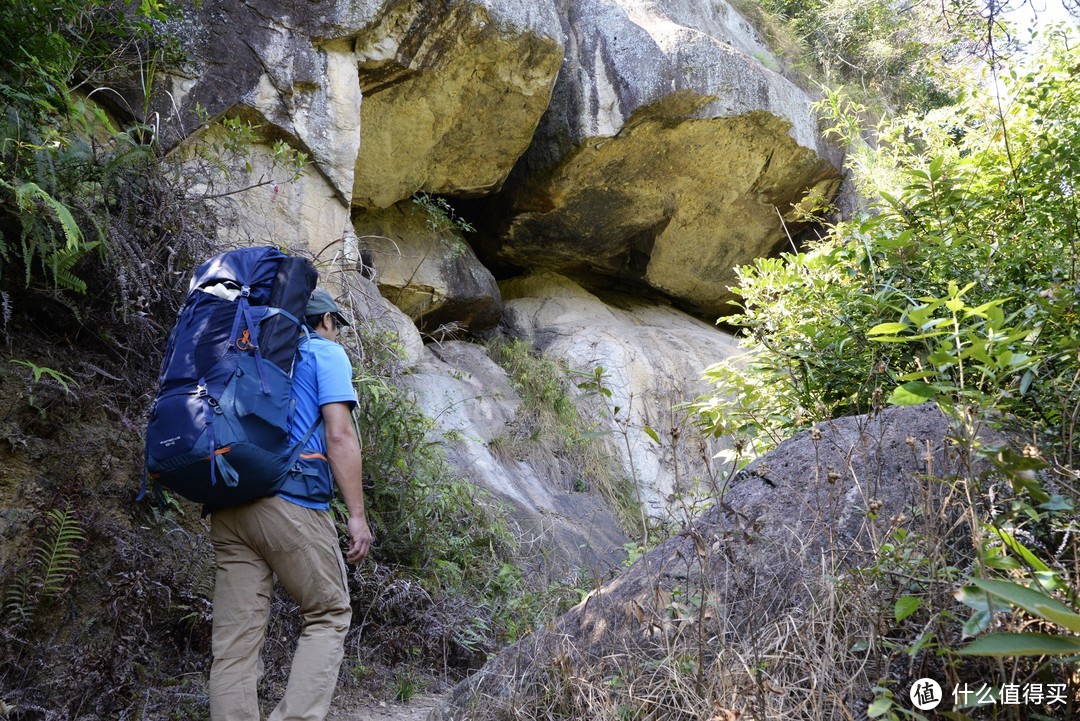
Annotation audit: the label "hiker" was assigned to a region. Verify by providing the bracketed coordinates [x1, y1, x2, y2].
[208, 287, 372, 721]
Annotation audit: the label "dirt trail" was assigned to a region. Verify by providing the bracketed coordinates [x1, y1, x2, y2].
[327, 692, 442, 721]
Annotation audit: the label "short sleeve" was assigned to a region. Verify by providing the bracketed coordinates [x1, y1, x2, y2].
[314, 341, 358, 408]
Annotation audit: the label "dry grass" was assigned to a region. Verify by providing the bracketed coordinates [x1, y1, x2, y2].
[484, 336, 642, 536]
[436, 407, 1078, 721]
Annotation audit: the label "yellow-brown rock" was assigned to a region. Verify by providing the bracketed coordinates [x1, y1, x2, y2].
[352, 0, 564, 208]
[496, 0, 845, 318]
[503, 111, 841, 318]
[354, 202, 503, 333]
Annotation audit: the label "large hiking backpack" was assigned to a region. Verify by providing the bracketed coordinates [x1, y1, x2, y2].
[140, 246, 319, 509]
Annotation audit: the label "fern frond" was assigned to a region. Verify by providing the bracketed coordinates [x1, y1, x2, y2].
[19, 219, 47, 287]
[3, 571, 33, 624]
[0, 179, 13, 263]
[5, 180, 93, 291]
[9, 359, 79, 393]
[49, 242, 97, 293]
[14, 181, 83, 251]
[32, 506, 86, 599]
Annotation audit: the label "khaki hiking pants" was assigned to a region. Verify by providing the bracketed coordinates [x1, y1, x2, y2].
[209, 496, 351, 721]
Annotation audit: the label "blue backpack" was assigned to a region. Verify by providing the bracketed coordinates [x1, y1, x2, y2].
[140, 246, 319, 509]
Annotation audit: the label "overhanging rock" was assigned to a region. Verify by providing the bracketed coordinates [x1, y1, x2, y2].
[495, 0, 845, 319]
[351, 0, 564, 208]
[149, 0, 377, 203]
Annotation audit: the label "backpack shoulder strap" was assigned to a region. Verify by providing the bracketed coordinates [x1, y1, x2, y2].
[289, 328, 324, 465]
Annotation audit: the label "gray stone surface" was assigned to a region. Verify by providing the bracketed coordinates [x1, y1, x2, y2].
[493, 0, 844, 317]
[157, 0, 375, 201]
[345, 275, 426, 369]
[429, 404, 1000, 720]
[500, 271, 741, 518]
[402, 341, 630, 578]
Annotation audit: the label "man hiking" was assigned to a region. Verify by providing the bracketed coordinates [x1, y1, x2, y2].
[208, 287, 372, 721]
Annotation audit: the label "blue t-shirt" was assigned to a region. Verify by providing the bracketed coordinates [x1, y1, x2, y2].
[278, 334, 357, 510]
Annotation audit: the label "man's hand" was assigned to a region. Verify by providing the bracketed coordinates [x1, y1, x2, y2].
[346, 515, 372, 564]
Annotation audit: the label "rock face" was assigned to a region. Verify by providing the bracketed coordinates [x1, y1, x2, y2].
[122, 0, 843, 319]
[344, 274, 427, 368]
[159, 1, 373, 202]
[500, 272, 742, 517]
[429, 404, 998, 720]
[492, 0, 844, 317]
[104, 0, 844, 316]
[351, 0, 564, 208]
[344, 270, 744, 571]
[354, 203, 504, 334]
[401, 341, 630, 577]
[118, 0, 849, 573]
[132, 0, 375, 256]
[182, 129, 354, 252]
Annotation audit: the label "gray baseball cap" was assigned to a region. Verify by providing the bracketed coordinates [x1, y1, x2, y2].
[307, 288, 350, 327]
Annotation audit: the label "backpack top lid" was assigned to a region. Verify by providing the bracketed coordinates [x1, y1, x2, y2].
[188, 246, 287, 305]
[156, 247, 316, 396]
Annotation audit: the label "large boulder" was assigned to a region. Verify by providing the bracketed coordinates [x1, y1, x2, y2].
[351, 0, 564, 208]
[156, 2, 372, 202]
[402, 341, 629, 577]
[499, 272, 742, 519]
[141, 0, 566, 256]
[354, 203, 504, 334]
[342, 274, 426, 369]
[105, 0, 376, 256]
[430, 404, 998, 720]
[106, 0, 845, 318]
[492, 0, 844, 318]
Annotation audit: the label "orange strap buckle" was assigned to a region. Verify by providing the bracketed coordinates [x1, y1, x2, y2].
[203, 447, 232, 461]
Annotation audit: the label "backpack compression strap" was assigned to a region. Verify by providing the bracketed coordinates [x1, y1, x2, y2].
[233, 287, 270, 394]
[229, 293, 304, 394]
[137, 413, 327, 503]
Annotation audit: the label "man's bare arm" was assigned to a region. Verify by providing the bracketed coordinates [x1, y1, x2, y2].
[322, 401, 372, 563]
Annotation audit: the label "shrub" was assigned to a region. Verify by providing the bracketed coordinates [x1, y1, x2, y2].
[695, 29, 1080, 467]
[689, 29, 1080, 717]
[334, 322, 544, 675]
[0, 0, 180, 298]
[746, 0, 1008, 113]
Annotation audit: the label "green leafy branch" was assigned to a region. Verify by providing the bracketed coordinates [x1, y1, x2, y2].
[867, 280, 1038, 410]
[869, 283, 1080, 661]
[956, 578, 1080, 657]
[10, 359, 79, 394]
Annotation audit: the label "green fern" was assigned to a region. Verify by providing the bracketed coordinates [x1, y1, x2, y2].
[48, 242, 98, 293]
[0, 177, 94, 292]
[14, 180, 82, 251]
[32, 506, 86, 600]
[1, 506, 84, 626]
[3, 571, 32, 624]
[10, 359, 79, 393]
